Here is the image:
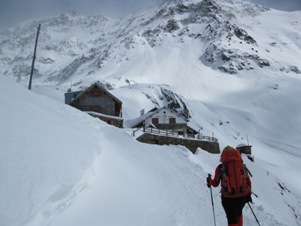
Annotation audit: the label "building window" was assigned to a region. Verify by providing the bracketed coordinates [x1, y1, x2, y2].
[93, 91, 99, 97]
[169, 118, 176, 124]
[152, 118, 159, 124]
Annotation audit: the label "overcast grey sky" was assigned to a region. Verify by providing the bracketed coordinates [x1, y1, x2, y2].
[0, 0, 158, 31]
[0, 0, 300, 31]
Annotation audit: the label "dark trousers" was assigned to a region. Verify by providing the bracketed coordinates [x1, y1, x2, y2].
[221, 195, 247, 224]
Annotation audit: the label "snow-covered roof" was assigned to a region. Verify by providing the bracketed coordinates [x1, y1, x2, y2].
[124, 108, 157, 128]
[125, 106, 189, 128]
[86, 111, 123, 121]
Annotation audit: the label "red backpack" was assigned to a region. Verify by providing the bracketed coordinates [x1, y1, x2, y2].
[219, 147, 250, 198]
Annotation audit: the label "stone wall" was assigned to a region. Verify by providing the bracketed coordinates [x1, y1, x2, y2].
[137, 133, 220, 154]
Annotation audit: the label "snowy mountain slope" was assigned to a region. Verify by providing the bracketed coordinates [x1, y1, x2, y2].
[1, 74, 301, 226]
[0, 76, 102, 225]
[0, 0, 300, 92]
[0, 10, 118, 83]
[1, 0, 301, 225]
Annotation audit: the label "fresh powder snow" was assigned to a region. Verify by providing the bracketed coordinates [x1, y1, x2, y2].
[1, 0, 301, 225]
[1, 71, 301, 226]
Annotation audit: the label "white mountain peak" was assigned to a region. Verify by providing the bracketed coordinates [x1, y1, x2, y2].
[0, 0, 300, 90]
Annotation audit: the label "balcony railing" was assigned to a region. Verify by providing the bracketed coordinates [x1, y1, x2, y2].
[132, 127, 218, 143]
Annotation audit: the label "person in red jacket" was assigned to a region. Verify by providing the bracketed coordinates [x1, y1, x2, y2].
[207, 146, 252, 226]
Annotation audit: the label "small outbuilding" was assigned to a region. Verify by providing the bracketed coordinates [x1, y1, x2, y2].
[65, 82, 123, 127]
[236, 143, 252, 155]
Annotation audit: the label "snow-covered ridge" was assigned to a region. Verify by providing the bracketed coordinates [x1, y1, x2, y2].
[0, 0, 300, 88]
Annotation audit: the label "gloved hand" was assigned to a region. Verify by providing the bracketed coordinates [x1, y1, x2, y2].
[206, 174, 212, 188]
[246, 195, 253, 203]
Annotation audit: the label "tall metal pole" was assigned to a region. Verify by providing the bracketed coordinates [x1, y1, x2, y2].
[28, 24, 41, 90]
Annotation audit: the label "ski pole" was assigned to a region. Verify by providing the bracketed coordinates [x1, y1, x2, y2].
[209, 185, 217, 226]
[252, 191, 259, 198]
[248, 203, 261, 226]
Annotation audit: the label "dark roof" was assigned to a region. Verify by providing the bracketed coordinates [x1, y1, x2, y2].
[64, 90, 83, 104]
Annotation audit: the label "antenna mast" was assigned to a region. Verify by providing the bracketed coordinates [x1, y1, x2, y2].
[28, 24, 41, 90]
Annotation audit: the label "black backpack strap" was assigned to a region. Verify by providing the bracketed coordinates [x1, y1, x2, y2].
[218, 164, 224, 181]
[244, 164, 253, 177]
